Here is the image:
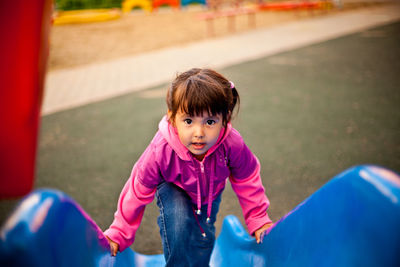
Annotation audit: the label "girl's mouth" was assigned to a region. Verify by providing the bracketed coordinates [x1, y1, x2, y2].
[192, 142, 206, 150]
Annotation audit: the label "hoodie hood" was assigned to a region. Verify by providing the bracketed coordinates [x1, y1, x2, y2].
[158, 115, 232, 161]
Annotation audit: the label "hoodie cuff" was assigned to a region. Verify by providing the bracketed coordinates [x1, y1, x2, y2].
[104, 228, 132, 252]
[247, 214, 273, 236]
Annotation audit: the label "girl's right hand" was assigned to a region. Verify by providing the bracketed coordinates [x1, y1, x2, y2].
[105, 236, 119, 256]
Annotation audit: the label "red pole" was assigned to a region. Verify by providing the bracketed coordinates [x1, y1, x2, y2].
[0, 0, 52, 198]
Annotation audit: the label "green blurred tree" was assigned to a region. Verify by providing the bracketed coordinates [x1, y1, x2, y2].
[55, 0, 123, 10]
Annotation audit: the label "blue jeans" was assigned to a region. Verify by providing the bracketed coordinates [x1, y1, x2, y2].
[156, 182, 221, 267]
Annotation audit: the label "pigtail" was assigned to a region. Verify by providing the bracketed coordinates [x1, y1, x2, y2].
[228, 81, 240, 122]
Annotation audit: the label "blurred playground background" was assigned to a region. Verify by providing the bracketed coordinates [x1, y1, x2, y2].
[1, 0, 399, 256]
[48, 0, 388, 70]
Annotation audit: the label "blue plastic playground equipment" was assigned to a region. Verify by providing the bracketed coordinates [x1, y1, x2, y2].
[180, 0, 207, 7]
[1, 165, 399, 266]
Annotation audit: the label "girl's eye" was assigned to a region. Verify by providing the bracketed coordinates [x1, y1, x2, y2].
[206, 120, 216, 126]
[184, 119, 192, 125]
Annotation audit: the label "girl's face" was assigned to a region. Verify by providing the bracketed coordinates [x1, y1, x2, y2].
[172, 110, 223, 161]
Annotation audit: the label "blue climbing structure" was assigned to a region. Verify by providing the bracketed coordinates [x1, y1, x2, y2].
[1, 165, 400, 266]
[211, 165, 400, 266]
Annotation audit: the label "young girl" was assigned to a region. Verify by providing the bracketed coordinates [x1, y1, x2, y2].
[104, 68, 273, 266]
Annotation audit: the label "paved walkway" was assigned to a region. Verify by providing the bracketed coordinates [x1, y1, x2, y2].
[42, 3, 400, 115]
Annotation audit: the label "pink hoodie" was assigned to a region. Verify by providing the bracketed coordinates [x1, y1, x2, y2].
[104, 116, 272, 251]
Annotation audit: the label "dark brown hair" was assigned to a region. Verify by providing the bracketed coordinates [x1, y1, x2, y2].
[166, 68, 240, 126]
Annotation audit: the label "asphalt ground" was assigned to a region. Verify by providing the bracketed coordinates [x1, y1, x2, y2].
[1, 21, 399, 255]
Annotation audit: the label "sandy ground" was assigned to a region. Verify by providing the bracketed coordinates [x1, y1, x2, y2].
[48, 2, 383, 71]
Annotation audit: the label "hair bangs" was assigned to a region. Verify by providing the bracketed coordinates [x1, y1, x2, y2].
[166, 68, 240, 126]
[175, 80, 228, 119]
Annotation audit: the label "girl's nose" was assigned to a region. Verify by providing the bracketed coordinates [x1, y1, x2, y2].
[194, 125, 204, 138]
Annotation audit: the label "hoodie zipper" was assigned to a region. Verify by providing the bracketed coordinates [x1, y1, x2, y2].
[193, 162, 207, 237]
[196, 161, 206, 215]
[200, 161, 205, 173]
[199, 161, 213, 224]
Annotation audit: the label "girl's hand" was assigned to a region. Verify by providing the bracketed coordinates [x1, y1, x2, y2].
[254, 222, 273, 244]
[106, 236, 119, 256]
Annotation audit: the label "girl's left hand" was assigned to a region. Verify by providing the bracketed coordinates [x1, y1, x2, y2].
[254, 222, 274, 244]
[105, 236, 119, 256]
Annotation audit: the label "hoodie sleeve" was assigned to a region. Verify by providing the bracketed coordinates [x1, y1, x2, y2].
[228, 132, 272, 235]
[104, 143, 160, 252]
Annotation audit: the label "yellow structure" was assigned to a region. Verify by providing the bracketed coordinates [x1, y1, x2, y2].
[122, 0, 153, 13]
[53, 9, 121, 25]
